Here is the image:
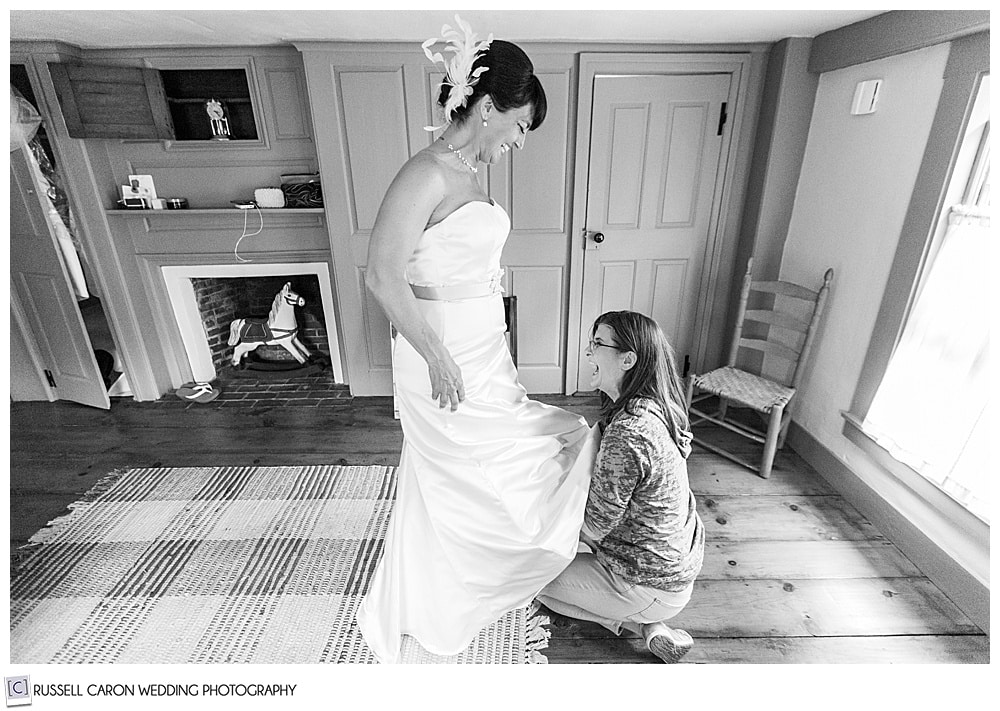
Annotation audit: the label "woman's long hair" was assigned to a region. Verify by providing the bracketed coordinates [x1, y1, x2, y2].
[593, 311, 693, 457]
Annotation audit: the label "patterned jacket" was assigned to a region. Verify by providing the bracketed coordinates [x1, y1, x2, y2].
[583, 397, 705, 591]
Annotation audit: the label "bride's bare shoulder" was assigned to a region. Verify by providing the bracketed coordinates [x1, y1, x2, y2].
[393, 147, 446, 183]
[386, 148, 449, 197]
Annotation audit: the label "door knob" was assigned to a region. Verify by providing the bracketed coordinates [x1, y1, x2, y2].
[592, 232, 605, 244]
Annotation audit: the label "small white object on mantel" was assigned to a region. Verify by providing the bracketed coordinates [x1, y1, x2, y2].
[851, 79, 882, 115]
[254, 188, 285, 208]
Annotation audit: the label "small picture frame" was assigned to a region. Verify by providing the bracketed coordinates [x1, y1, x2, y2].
[126, 174, 157, 200]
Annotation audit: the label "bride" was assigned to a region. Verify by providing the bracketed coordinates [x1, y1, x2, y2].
[356, 17, 597, 662]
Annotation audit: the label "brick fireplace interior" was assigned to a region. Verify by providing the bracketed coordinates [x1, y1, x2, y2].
[191, 274, 330, 371]
[161, 262, 344, 385]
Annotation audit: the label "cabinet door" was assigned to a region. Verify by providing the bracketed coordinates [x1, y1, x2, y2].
[48, 62, 175, 140]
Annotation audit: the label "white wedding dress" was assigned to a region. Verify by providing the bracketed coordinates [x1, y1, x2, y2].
[356, 200, 597, 663]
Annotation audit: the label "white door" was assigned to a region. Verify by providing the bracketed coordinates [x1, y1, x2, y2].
[577, 72, 731, 391]
[10, 144, 110, 409]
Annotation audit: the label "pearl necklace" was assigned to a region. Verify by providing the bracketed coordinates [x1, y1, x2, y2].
[448, 143, 478, 174]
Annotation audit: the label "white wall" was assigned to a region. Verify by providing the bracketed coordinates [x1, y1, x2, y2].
[781, 42, 949, 440]
[780, 42, 990, 597]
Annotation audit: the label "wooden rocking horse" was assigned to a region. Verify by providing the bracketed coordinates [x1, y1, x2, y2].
[228, 282, 312, 367]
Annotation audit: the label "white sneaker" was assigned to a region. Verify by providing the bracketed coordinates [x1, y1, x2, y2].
[645, 625, 693, 663]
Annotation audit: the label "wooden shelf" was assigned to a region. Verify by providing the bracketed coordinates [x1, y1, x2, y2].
[166, 97, 253, 104]
[105, 208, 324, 216]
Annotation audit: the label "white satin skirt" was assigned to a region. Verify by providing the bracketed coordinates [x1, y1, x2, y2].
[356, 293, 597, 663]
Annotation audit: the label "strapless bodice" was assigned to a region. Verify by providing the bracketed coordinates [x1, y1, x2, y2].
[405, 200, 509, 287]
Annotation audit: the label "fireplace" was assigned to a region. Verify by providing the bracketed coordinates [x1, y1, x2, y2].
[162, 262, 344, 383]
[190, 274, 330, 368]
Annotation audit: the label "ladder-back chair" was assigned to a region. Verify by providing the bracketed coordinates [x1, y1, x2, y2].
[685, 259, 833, 478]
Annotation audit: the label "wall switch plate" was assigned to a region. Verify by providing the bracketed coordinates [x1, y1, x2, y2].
[851, 79, 882, 115]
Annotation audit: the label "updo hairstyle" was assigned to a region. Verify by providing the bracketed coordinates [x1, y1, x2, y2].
[437, 40, 547, 130]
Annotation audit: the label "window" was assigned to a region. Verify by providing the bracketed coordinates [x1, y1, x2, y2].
[859, 75, 990, 523]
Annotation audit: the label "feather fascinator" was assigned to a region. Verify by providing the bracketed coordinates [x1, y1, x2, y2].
[422, 15, 494, 131]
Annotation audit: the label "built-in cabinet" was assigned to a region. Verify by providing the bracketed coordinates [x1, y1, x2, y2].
[48, 60, 265, 143]
[160, 69, 257, 141]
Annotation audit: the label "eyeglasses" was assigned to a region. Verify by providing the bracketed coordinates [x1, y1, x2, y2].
[588, 338, 624, 352]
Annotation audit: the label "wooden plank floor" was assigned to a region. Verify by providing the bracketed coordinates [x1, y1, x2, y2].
[8, 395, 989, 663]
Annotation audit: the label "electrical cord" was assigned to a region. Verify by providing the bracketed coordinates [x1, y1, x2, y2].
[234, 204, 263, 263]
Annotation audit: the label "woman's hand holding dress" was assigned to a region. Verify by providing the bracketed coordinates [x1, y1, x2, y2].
[427, 350, 466, 411]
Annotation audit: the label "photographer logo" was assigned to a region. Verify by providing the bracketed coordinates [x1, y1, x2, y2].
[5, 676, 31, 707]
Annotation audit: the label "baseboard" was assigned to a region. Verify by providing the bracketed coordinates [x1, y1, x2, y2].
[787, 422, 989, 635]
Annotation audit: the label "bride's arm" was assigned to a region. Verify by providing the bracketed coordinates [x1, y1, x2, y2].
[366, 156, 466, 411]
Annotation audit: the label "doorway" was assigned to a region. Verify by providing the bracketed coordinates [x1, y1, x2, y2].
[567, 53, 750, 393]
[11, 64, 129, 406]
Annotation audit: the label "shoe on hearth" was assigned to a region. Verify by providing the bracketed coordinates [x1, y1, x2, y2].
[645, 625, 693, 664]
[175, 381, 221, 404]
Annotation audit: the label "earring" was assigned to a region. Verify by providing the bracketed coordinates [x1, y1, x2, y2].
[483, 120, 488, 127]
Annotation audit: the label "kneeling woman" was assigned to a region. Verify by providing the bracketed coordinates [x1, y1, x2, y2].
[537, 311, 705, 663]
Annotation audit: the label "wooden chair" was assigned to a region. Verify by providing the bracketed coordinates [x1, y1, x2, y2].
[685, 259, 833, 478]
[503, 295, 517, 367]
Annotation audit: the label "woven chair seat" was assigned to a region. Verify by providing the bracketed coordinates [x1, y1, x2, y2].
[692, 366, 795, 413]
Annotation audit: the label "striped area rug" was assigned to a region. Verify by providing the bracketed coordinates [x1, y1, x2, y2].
[10, 465, 550, 664]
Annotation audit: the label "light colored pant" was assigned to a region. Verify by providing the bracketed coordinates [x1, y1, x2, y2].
[537, 551, 693, 636]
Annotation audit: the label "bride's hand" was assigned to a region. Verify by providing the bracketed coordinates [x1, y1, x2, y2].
[428, 354, 465, 411]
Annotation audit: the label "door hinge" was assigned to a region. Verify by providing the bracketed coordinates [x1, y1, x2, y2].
[717, 102, 728, 136]
[44, 369, 57, 388]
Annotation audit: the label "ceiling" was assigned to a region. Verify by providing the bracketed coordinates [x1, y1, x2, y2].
[9, 9, 887, 49]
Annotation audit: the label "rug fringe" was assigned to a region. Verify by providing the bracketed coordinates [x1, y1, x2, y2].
[22, 467, 132, 550]
[524, 600, 551, 664]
